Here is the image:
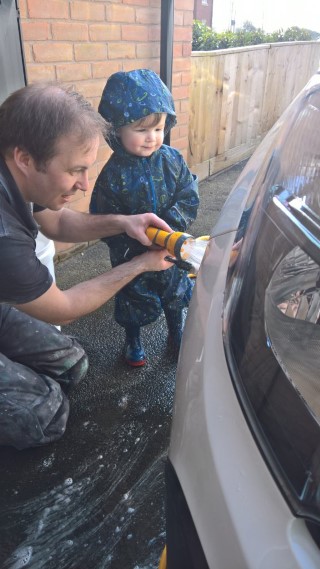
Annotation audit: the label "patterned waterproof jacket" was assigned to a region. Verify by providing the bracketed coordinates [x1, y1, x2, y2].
[90, 69, 199, 265]
[90, 69, 199, 327]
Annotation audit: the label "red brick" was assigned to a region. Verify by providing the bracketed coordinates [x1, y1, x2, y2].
[33, 42, 73, 62]
[52, 22, 89, 41]
[21, 21, 51, 41]
[27, 0, 69, 19]
[181, 148, 188, 162]
[56, 63, 92, 81]
[75, 80, 106, 98]
[183, 11, 194, 26]
[173, 58, 191, 72]
[174, 11, 184, 26]
[170, 134, 187, 152]
[90, 24, 121, 42]
[175, 111, 189, 126]
[136, 7, 160, 25]
[106, 4, 135, 22]
[108, 43, 136, 59]
[26, 64, 56, 82]
[122, 59, 160, 73]
[19, 0, 27, 18]
[91, 98, 100, 112]
[172, 85, 190, 100]
[173, 99, 182, 113]
[23, 44, 33, 64]
[148, 25, 160, 41]
[123, 0, 149, 5]
[181, 70, 192, 85]
[183, 43, 192, 57]
[180, 99, 190, 113]
[92, 61, 122, 79]
[74, 43, 107, 61]
[136, 43, 160, 59]
[122, 25, 149, 41]
[173, 43, 183, 57]
[179, 124, 189, 138]
[70, 1, 104, 21]
[175, 0, 194, 10]
[172, 73, 181, 86]
[174, 27, 192, 42]
[150, 0, 161, 6]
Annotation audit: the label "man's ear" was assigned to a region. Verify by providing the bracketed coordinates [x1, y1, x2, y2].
[13, 147, 33, 176]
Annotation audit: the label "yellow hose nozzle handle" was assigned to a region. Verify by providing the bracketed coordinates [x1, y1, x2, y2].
[196, 235, 210, 241]
[146, 226, 193, 260]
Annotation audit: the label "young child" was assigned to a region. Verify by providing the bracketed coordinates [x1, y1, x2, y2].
[90, 69, 199, 367]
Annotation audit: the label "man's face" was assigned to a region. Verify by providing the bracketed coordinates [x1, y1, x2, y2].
[23, 134, 100, 210]
[118, 113, 166, 157]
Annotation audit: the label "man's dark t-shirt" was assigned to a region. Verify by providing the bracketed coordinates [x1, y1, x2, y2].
[0, 156, 53, 304]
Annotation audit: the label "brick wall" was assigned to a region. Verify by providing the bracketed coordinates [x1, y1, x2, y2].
[193, 0, 213, 27]
[18, 0, 194, 257]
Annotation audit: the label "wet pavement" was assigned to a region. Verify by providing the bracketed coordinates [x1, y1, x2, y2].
[0, 161, 246, 569]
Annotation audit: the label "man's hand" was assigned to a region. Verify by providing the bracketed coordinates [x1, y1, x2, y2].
[122, 213, 172, 247]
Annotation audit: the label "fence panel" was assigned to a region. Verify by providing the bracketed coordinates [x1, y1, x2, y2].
[188, 42, 320, 180]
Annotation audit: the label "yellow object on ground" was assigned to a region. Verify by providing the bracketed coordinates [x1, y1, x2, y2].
[158, 545, 167, 569]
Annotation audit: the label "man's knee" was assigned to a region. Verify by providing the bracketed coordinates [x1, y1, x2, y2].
[0, 358, 70, 450]
[0, 389, 70, 450]
[57, 351, 89, 394]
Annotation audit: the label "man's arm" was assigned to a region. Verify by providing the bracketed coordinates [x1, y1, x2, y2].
[34, 208, 172, 247]
[15, 249, 172, 325]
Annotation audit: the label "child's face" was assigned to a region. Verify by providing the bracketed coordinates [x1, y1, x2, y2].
[118, 114, 167, 157]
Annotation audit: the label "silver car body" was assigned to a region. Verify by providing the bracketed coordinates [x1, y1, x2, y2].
[168, 72, 320, 568]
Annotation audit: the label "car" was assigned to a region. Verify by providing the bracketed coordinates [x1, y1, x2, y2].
[163, 71, 320, 568]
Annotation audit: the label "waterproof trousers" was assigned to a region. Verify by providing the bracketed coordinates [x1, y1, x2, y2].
[0, 305, 88, 450]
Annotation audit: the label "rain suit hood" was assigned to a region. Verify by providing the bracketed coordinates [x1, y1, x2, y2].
[98, 69, 177, 152]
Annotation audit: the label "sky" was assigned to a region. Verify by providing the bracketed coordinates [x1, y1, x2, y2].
[212, 0, 320, 33]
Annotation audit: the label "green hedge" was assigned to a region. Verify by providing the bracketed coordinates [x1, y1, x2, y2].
[192, 20, 320, 51]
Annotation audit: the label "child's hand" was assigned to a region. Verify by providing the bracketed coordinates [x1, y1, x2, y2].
[133, 249, 174, 272]
[123, 213, 172, 246]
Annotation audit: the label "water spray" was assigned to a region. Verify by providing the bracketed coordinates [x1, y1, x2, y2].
[146, 227, 209, 273]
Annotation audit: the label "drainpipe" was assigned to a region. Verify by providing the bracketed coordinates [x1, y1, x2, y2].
[160, 0, 174, 145]
[16, 0, 27, 86]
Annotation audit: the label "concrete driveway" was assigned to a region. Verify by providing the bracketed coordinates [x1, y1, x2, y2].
[0, 161, 245, 569]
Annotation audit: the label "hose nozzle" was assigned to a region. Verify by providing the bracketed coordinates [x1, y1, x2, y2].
[146, 226, 210, 273]
[145, 227, 194, 261]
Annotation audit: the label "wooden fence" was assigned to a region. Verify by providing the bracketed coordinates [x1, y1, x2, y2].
[188, 41, 320, 180]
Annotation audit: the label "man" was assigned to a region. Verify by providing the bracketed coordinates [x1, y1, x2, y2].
[0, 82, 173, 450]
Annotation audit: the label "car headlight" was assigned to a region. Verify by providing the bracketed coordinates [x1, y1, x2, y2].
[223, 76, 320, 525]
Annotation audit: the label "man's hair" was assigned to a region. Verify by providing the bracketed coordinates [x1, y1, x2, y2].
[0, 82, 109, 167]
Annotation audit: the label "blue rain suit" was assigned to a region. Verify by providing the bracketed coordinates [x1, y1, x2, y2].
[90, 69, 199, 328]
